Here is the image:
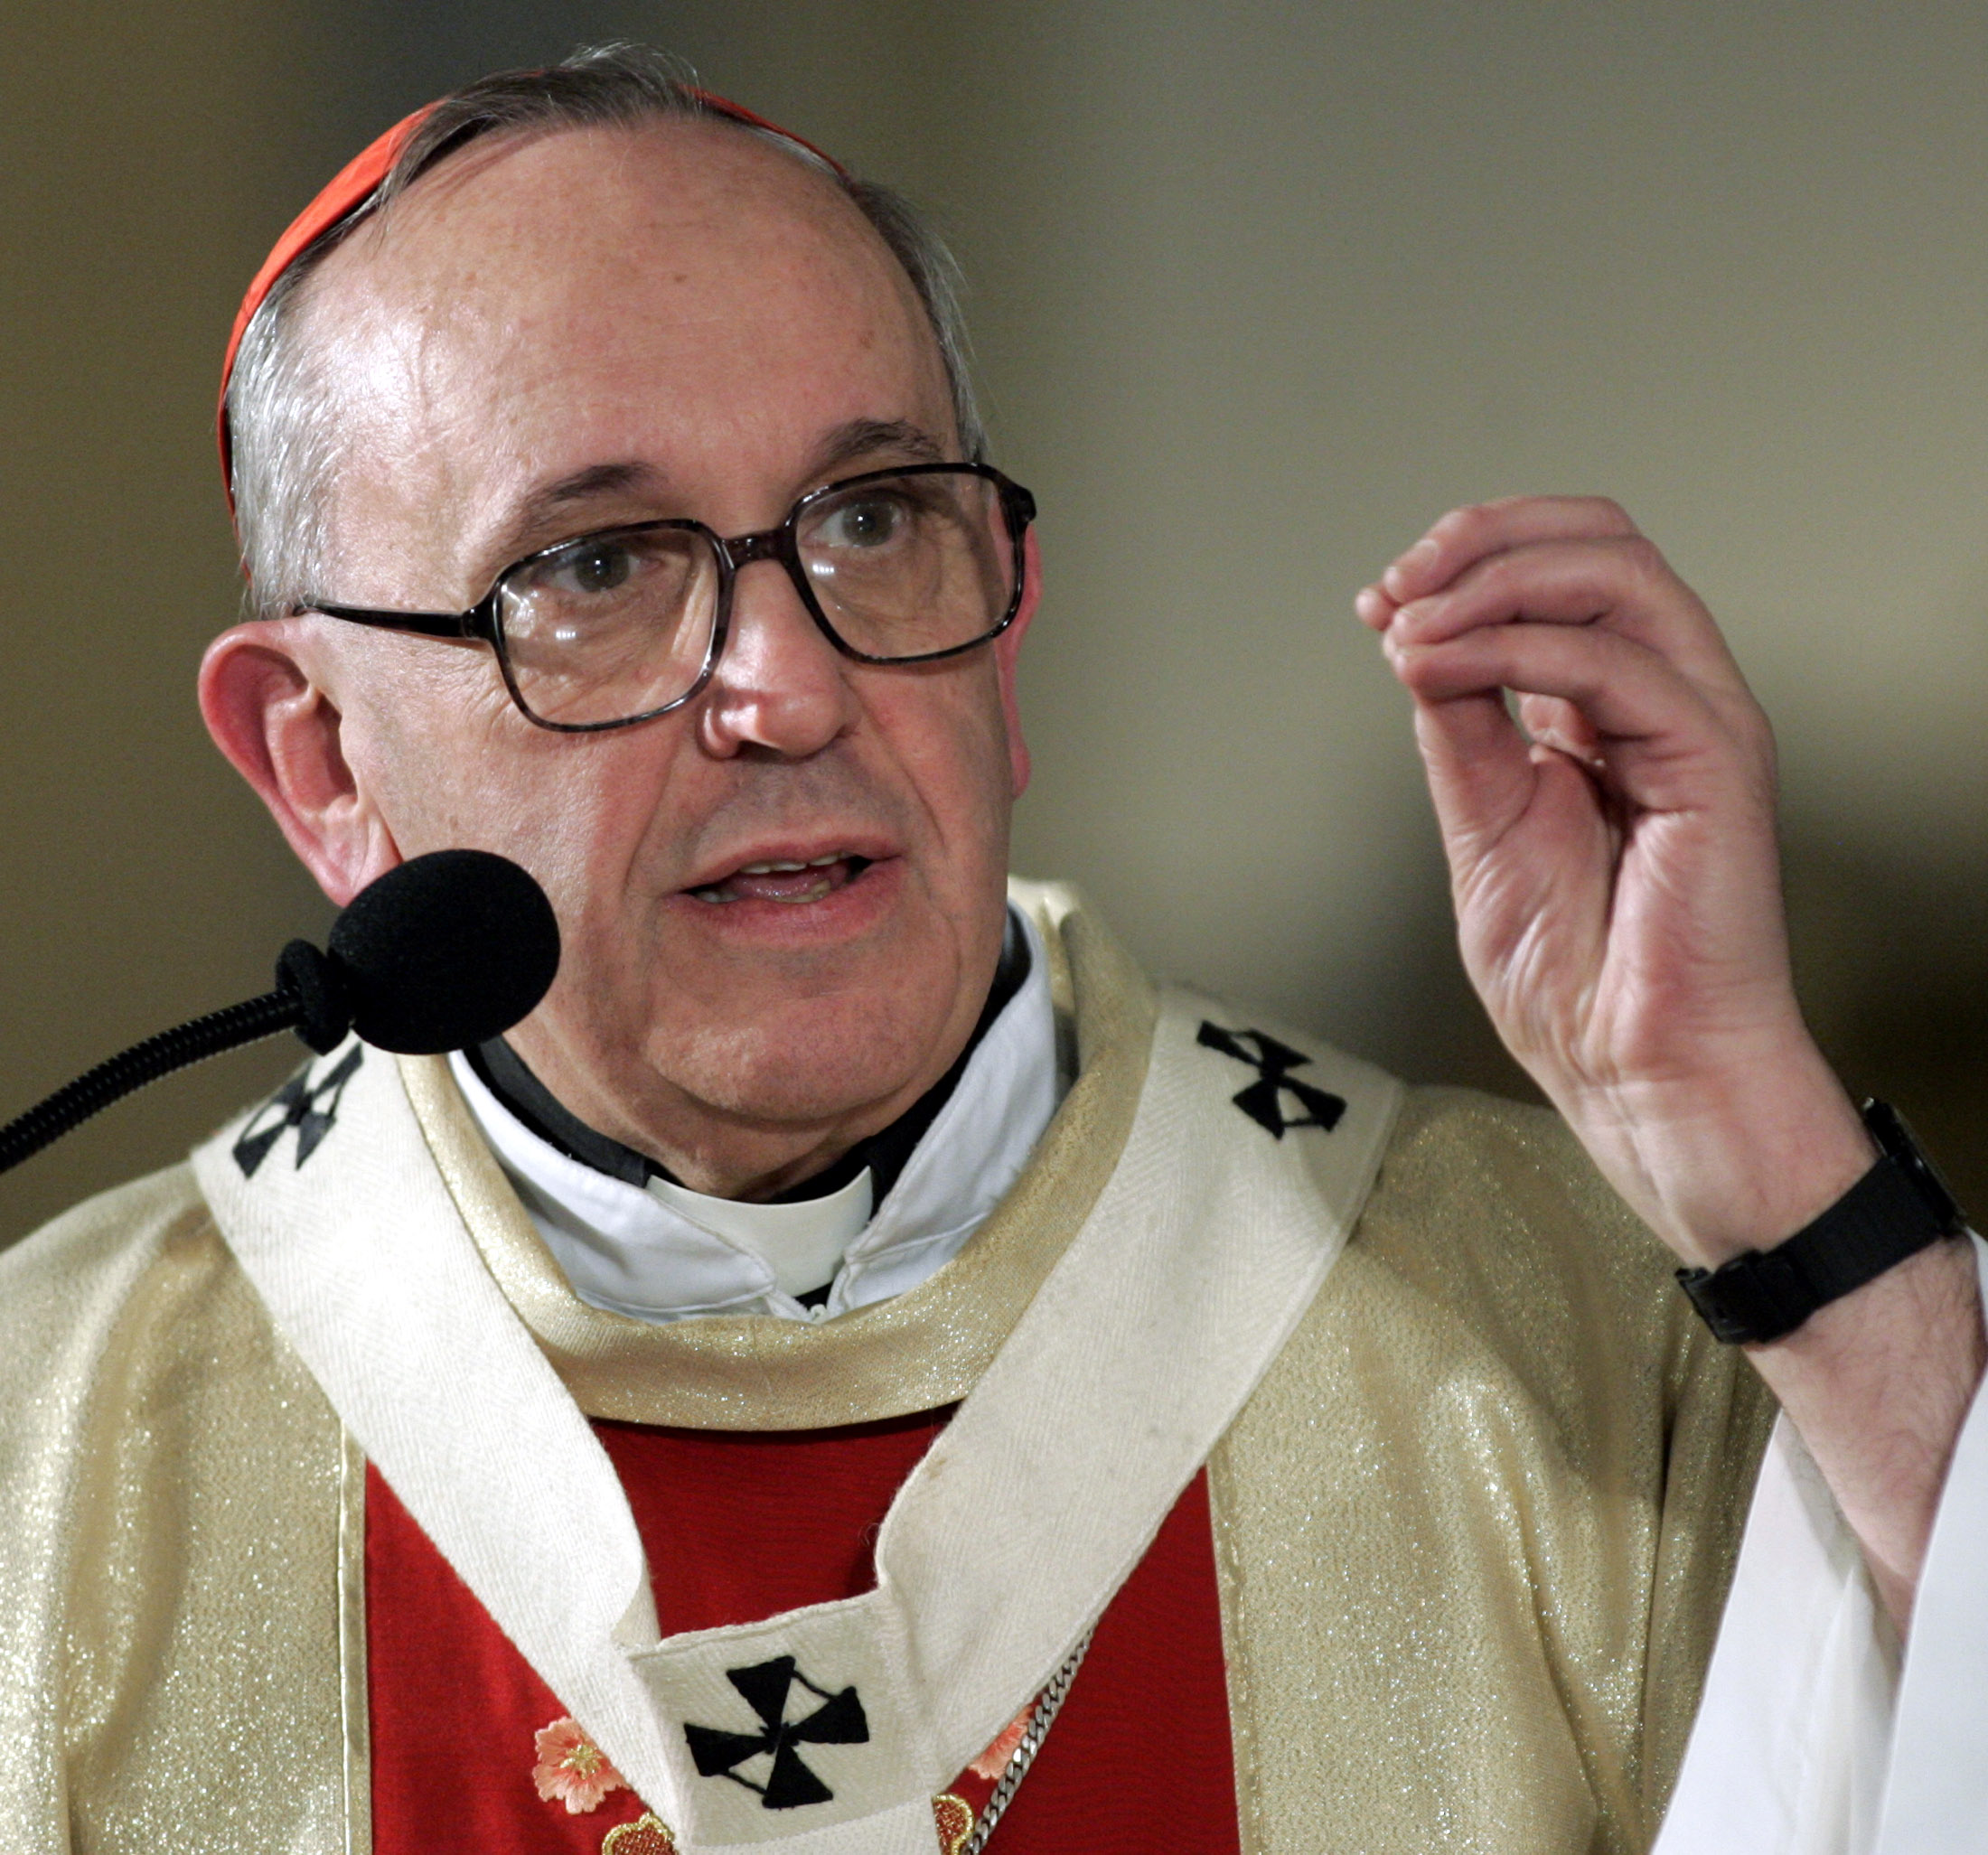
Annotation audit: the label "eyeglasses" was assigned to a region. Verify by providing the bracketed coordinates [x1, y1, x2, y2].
[300, 463, 1036, 733]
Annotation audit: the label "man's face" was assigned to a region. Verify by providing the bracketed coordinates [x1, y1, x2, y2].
[277, 122, 1031, 1190]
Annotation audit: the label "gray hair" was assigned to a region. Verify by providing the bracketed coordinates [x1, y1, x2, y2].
[226, 42, 985, 616]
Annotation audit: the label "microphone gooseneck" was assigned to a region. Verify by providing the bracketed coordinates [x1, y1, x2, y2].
[0, 848, 560, 1177]
[0, 992, 304, 1176]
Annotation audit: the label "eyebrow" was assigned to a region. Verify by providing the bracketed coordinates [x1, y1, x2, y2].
[804, 417, 951, 477]
[481, 420, 953, 579]
[508, 461, 667, 540]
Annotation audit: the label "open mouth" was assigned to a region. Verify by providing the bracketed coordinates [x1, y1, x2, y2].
[688, 853, 875, 906]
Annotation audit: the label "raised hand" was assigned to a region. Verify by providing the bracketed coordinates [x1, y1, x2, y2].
[1359, 495, 1983, 1623]
[1355, 495, 1868, 1262]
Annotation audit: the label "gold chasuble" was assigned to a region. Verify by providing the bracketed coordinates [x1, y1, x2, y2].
[0, 884, 1771, 1853]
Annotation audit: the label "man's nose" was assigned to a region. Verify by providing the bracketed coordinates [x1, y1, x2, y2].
[695, 554, 858, 759]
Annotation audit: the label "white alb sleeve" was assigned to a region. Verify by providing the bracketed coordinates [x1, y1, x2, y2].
[1869, 1234, 1988, 1855]
[1654, 1410, 1897, 1855]
[1655, 1236, 1988, 1855]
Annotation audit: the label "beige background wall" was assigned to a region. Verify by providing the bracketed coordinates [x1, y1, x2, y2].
[5, 1, 1983, 1243]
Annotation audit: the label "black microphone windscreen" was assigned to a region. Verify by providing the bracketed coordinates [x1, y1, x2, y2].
[326, 849, 561, 1054]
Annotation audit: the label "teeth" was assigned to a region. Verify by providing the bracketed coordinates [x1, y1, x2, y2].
[735, 853, 850, 876]
[689, 853, 861, 904]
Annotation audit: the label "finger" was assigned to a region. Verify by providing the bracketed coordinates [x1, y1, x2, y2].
[1382, 495, 1642, 603]
[1408, 684, 1542, 856]
[1413, 695, 1618, 923]
[1354, 583, 1397, 632]
[1407, 689, 1627, 954]
[1391, 621, 1769, 816]
[1388, 535, 1749, 695]
[1516, 691, 1602, 765]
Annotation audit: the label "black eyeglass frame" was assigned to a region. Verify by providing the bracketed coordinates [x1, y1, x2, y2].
[299, 461, 1038, 734]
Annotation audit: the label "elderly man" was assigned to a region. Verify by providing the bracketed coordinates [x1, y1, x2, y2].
[1, 43, 1978, 1855]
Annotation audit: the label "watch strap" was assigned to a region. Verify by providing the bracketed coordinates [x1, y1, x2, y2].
[1676, 1100, 1966, 1345]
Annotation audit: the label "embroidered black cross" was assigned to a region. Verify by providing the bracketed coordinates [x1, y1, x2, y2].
[232, 1045, 363, 1178]
[683, 1656, 869, 1811]
[1196, 1022, 1346, 1138]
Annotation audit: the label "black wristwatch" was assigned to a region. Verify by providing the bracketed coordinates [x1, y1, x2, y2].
[1675, 1100, 1969, 1345]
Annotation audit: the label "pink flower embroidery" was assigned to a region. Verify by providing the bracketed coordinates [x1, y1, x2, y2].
[532, 1717, 628, 1813]
[968, 1703, 1034, 1782]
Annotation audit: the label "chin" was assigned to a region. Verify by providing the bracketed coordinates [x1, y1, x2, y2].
[658, 980, 951, 1129]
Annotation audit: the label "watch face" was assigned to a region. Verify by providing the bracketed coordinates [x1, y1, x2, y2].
[1863, 1099, 1966, 1233]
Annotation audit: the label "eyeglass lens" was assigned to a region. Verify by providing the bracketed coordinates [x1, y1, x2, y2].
[493, 469, 1020, 728]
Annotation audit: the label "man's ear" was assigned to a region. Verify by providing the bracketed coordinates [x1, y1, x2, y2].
[992, 528, 1042, 798]
[198, 620, 400, 907]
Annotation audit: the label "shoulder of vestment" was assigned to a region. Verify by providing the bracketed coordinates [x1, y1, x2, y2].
[0, 1158, 349, 1855]
[0, 1160, 224, 1399]
[1341, 1082, 1735, 1434]
[1214, 1080, 1776, 1853]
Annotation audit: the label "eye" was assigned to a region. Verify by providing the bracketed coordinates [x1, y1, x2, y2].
[816, 492, 909, 548]
[545, 538, 638, 595]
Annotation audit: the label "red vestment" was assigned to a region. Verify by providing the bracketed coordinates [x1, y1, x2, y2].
[367, 1410, 1241, 1851]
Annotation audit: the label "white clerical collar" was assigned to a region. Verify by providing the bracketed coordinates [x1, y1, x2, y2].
[450, 910, 1062, 1325]
[645, 1168, 874, 1300]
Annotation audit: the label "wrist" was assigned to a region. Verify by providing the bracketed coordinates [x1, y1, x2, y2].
[1671, 1080, 1874, 1269]
[1676, 1100, 1971, 1346]
[1568, 1037, 1871, 1269]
